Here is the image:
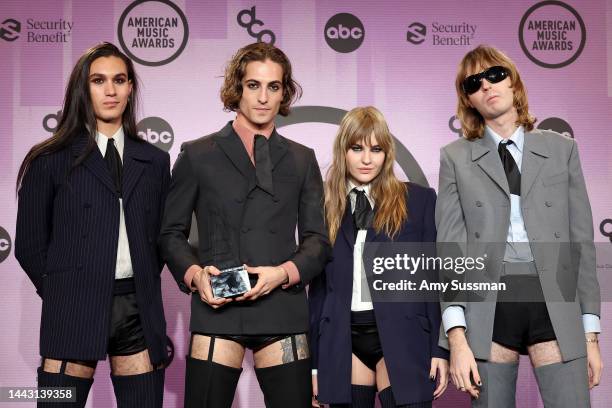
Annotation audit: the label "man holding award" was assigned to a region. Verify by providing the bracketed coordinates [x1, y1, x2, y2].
[159, 42, 330, 408]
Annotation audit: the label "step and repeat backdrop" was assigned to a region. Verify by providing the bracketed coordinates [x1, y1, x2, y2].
[1, 0, 612, 407]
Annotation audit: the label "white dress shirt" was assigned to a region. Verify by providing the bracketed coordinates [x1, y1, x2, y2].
[348, 181, 376, 312]
[95, 127, 134, 280]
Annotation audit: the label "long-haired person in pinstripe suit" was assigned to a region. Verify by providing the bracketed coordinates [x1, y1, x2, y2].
[15, 42, 172, 408]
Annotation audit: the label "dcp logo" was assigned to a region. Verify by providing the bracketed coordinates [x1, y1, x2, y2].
[406, 22, 426, 45]
[449, 115, 463, 137]
[537, 117, 574, 138]
[324, 13, 364, 53]
[43, 110, 62, 133]
[601, 219, 612, 243]
[137, 116, 174, 152]
[0, 226, 12, 263]
[237, 6, 275, 44]
[0, 18, 20, 41]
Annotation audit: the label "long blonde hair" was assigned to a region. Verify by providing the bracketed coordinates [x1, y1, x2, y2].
[325, 106, 407, 244]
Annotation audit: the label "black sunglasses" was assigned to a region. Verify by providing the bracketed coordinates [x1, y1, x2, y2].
[461, 66, 510, 95]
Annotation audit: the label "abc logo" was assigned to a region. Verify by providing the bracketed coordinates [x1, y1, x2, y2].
[324, 13, 364, 53]
[137, 117, 174, 152]
[0, 226, 12, 264]
[537, 117, 574, 139]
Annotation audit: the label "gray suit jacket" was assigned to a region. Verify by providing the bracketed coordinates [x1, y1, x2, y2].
[435, 128, 599, 362]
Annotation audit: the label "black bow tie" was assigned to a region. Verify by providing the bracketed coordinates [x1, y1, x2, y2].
[498, 140, 521, 195]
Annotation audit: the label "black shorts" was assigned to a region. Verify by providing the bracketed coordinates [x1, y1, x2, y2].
[350, 310, 383, 371]
[492, 276, 556, 354]
[107, 278, 148, 356]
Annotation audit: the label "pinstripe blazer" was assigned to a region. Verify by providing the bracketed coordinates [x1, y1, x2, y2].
[15, 134, 171, 364]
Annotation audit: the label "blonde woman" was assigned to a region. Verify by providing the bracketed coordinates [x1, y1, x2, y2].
[309, 107, 448, 407]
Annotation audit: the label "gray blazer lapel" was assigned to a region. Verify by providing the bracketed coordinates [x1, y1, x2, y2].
[521, 130, 549, 199]
[472, 136, 510, 197]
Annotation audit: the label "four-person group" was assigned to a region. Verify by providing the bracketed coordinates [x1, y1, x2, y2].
[15, 40, 601, 408]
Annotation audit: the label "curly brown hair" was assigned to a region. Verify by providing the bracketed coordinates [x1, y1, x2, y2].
[220, 42, 302, 116]
[455, 45, 536, 140]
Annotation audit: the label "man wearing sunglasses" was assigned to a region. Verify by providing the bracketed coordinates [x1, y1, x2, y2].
[435, 45, 601, 407]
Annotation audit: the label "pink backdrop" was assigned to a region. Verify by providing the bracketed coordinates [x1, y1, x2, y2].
[1, 0, 611, 406]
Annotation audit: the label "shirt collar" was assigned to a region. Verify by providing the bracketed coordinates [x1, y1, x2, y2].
[96, 127, 125, 159]
[347, 180, 375, 208]
[232, 111, 275, 140]
[485, 125, 524, 153]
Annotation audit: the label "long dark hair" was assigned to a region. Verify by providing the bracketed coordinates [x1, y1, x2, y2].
[16, 42, 141, 191]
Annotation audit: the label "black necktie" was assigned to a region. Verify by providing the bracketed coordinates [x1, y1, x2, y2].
[254, 134, 274, 195]
[498, 140, 520, 195]
[105, 138, 122, 197]
[353, 189, 373, 233]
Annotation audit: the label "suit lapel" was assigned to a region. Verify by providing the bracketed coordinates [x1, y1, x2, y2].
[213, 122, 257, 191]
[72, 134, 117, 196]
[521, 130, 549, 199]
[268, 129, 288, 170]
[340, 201, 355, 252]
[472, 136, 510, 198]
[122, 137, 149, 204]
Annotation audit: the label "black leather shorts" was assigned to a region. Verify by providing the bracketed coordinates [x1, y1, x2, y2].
[350, 310, 383, 371]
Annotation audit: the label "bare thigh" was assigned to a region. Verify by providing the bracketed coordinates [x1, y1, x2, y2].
[351, 354, 376, 386]
[254, 334, 309, 369]
[110, 349, 155, 376]
[42, 358, 97, 379]
[489, 342, 520, 364]
[375, 358, 391, 391]
[527, 340, 563, 368]
[190, 334, 246, 368]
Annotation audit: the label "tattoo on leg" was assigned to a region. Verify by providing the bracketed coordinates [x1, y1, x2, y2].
[280, 338, 294, 364]
[295, 334, 310, 360]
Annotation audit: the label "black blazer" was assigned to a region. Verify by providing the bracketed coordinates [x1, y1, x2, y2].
[159, 122, 331, 334]
[15, 134, 171, 364]
[309, 183, 448, 405]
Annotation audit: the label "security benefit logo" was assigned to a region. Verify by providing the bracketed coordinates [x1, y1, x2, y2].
[0, 226, 11, 264]
[1, 17, 72, 43]
[237, 6, 275, 44]
[0, 18, 20, 41]
[118, 0, 189, 67]
[406, 21, 477, 46]
[519, 0, 586, 68]
[324, 13, 364, 53]
[137, 117, 174, 152]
